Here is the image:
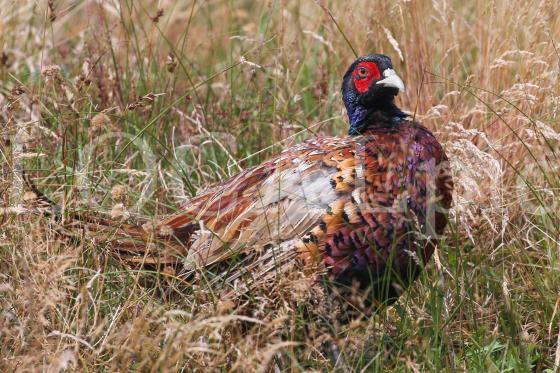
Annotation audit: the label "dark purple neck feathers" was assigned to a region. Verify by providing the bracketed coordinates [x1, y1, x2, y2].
[343, 90, 407, 135]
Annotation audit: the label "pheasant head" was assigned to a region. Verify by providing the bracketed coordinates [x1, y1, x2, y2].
[342, 54, 407, 135]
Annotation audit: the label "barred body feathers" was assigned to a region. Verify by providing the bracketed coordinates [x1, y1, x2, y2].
[34, 54, 453, 317]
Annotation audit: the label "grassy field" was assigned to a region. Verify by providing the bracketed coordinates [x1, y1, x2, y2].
[1, 0, 559, 371]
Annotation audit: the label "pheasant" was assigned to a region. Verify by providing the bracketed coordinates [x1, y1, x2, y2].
[33, 54, 453, 316]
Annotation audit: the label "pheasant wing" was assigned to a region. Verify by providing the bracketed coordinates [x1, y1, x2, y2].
[160, 137, 358, 271]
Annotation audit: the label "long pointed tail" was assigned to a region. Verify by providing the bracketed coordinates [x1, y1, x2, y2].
[22, 171, 183, 270]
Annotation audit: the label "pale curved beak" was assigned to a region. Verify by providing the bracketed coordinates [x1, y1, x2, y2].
[376, 68, 405, 93]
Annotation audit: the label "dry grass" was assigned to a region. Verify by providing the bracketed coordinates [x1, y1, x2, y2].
[1, 0, 559, 371]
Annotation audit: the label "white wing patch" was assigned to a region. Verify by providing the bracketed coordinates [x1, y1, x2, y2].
[185, 159, 339, 268]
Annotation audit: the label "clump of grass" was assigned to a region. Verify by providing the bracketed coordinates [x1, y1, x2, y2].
[1, 0, 559, 370]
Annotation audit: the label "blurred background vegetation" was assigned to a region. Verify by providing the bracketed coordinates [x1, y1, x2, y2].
[1, 0, 559, 371]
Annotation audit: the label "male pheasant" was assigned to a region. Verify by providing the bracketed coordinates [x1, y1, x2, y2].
[38, 54, 453, 315]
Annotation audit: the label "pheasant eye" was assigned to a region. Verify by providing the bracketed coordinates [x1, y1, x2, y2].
[352, 61, 381, 93]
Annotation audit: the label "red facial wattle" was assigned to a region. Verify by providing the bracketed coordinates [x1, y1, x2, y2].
[352, 62, 381, 93]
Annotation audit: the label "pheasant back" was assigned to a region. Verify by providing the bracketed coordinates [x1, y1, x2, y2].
[109, 120, 452, 309]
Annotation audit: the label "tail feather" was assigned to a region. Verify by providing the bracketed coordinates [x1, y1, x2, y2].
[72, 216, 188, 269]
[22, 171, 183, 270]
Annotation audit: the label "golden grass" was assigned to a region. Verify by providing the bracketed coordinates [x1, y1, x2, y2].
[1, 0, 559, 370]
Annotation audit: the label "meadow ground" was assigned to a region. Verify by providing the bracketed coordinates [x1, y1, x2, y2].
[1, 0, 559, 371]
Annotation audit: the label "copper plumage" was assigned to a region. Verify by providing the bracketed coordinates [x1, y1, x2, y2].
[52, 54, 453, 314]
